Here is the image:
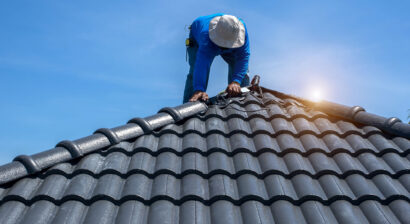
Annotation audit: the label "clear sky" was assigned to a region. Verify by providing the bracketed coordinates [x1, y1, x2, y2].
[0, 1, 409, 164]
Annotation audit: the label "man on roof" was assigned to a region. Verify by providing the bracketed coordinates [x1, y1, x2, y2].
[183, 13, 250, 103]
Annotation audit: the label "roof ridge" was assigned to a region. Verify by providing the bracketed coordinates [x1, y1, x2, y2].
[0, 102, 207, 185]
[261, 87, 410, 139]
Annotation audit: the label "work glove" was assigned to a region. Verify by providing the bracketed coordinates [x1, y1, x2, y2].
[189, 91, 209, 102]
[226, 81, 241, 97]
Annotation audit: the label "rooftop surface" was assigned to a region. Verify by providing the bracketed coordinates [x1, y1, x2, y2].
[0, 85, 409, 224]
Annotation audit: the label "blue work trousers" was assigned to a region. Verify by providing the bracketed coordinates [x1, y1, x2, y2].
[183, 43, 250, 103]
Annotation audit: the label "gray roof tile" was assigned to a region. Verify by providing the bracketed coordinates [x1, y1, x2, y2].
[0, 87, 409, 223]
[2, 173, 408, 203]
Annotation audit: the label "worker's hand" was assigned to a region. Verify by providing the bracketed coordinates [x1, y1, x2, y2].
[189, 91, 209, 102]
[226, 81, 241, 97]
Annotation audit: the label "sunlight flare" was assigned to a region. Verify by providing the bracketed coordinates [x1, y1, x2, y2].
[309, 88, 323, 102]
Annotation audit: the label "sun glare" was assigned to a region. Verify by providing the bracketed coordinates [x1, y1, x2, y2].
[310, 89, 323, 102]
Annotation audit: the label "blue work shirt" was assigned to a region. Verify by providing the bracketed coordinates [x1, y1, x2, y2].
[190, 13, 250, 92]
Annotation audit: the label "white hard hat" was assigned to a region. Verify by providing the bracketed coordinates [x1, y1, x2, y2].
[209, 15, 245, 48]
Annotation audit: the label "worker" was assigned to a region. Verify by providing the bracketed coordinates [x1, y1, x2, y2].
[183, 14, 250, 103]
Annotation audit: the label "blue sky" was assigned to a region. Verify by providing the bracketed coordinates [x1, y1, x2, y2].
[0, 1, 409, 164]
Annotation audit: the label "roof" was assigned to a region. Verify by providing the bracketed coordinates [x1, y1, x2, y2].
[0, 85, 409, 224]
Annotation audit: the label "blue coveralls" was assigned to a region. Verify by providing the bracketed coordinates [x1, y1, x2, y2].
[183, 14, 250, 103]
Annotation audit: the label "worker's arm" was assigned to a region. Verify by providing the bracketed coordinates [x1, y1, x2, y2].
[224, 31, 250, 97]
[192, 46, 215, 92]
[189, 48, 213, 101]
[189, 46, 215, 102]
[232, 34, 250, 85]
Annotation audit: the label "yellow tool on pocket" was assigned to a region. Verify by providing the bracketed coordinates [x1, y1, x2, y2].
[185, 37, 195, 62]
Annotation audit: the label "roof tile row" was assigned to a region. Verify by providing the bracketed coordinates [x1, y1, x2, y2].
[1, 200, 409, 224]
[159, 115, 384, 138]
[1, 173, 408, 203]
[30, 151, 410, 178]
[130, 132, 409, 156]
